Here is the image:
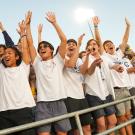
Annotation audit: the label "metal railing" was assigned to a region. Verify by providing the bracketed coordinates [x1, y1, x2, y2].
[0, 96, 135, 135]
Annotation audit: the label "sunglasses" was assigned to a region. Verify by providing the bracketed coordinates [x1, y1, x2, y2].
[38, 44, 54, 51]
[39, 44, 50, 49]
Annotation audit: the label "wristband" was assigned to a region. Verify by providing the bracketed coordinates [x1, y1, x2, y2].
[94, 25, 98, 29]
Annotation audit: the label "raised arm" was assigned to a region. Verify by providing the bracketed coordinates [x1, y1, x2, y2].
[38, 24, 43, 44]
[119, 18, 131, 53]
[45, 12, 67, 58]
[92, 16, 104, 54]
[25, 11, 37, 63]
[19, 20, 30, 64]
[64, 34, 85, 68]
[0, 22, 14, 46]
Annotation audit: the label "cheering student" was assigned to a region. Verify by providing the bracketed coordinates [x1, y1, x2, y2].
[95, 16, 133, 135]
[64, 34, 92, 135]
[25, 11, 71, 135]
[0, 20, 36, 135]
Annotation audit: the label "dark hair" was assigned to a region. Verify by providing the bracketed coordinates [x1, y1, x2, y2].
[2, 46, 22, 67]
[0, 44, 6, 49]
[37, 41, 54, 53]
[103, 40, 113, 49]
[67, 39, 77, 46]
[85, 39, 99, 50]
[79, 51, 86, 59]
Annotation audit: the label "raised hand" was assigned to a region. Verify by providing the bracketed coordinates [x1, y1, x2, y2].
[78, 33, 85, 47]
[125, 17, 130, 27]
[45, 12, 56, 24]
[18, 20, 26, 35]
[38, 24, 43, 33]
[92, 16, 100, 26]
[0, 22, 4, 32]
[16, 28, 21, 36]
[25, 11, 32, 25]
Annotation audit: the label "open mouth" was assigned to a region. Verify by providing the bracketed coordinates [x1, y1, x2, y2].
[109, 47, 113, 50]
[41, 51, 47, 54]
[4, 58, 10, 63]
[92, 48, 96, 51]
[5, 58, 10, 62]
[69, 48, 74, 51]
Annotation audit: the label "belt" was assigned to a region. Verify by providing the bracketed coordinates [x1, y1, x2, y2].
[114, 87, 127, 89]
[114, 87, 121, 89]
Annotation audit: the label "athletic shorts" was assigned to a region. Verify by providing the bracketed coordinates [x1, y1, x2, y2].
[86, 94, 116, 119]
[114, 87, 131, 116]
[64, 97, 93, 129]
[35, 100, 71, 133]
[0, 107, 36, 135]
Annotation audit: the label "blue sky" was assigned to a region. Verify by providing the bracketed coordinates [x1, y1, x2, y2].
[0, 0, 135, 51]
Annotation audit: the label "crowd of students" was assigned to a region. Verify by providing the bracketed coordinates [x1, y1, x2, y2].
[0, 11, 135, 135]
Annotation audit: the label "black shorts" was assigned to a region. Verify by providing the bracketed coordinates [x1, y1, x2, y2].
[129, 87, 135, 117]
[0, 107, 36, 135]
[86, 94, 116, 120]
[64, 97, 93, 129]
[129, 87, 135, 96]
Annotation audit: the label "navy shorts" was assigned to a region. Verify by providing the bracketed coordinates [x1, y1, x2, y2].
[86, 94, 116, 119]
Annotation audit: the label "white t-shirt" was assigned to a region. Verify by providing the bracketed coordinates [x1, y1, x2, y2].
[33, 53, 66, 102]
[105, 49, 131, 87]
[0, 62, 35, 112]
[122, 57, 135, 87]
[84, 55, 115, 100]
[64, 58, 85, 99]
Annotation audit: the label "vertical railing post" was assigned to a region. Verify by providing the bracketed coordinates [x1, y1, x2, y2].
[75, 113, 83, 135]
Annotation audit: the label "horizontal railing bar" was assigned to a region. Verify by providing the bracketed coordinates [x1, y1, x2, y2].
[96, 118, 135, 135]
[0, 96, 135, 135]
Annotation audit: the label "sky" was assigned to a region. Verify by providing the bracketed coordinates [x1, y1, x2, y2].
[0, 0, 135, 51]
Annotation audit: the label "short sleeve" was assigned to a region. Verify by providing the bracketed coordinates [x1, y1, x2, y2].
[116, 48, 124, 58]
[21, 62, 30, 77]
[54, 53, 64, 69]
[76, 58, 83, 68]
[33, 56, 41, 70]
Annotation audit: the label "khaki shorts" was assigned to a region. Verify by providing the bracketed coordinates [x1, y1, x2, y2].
[114, 87, 131, 116]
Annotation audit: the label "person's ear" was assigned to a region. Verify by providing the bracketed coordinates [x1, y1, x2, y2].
[16, 55, 19, 60]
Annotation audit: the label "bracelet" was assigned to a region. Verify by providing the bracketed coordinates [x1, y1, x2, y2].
[21, 34, 27, 39]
